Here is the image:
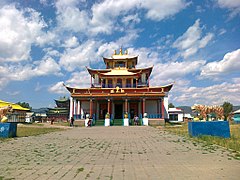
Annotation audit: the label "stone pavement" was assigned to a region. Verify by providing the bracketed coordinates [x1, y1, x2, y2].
[0, 126, 239, 180]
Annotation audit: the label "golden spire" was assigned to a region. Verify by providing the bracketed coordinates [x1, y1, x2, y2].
[119, 47, 123, 55]
[114, 50, 117, 55]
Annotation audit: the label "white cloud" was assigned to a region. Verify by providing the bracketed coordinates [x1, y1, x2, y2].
[59, 40, 98, 71]
[200, 49, 240, 78]
[219, 28, 227, 35]
[172, 81, 240, 105]
[0, 5, 47, 62]
[142, 0, 188, 21]
[48, 81, 68, 94]
[66, 71, 90, 88]
[0, 57, 61, 89]
[55, 0, 188, 36]
[150, 60, 206, 86]
[63, 36, 79, 48]
[216, 0, 240, 17]
[49, 71, 91, 94]
[56, 0, 89, 33]
[173, 19, 214, 58]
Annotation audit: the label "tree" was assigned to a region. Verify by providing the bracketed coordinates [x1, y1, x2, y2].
[222, 102, 233, 120]
[16, 102, 32, 110]
[168, 103, 175, 108]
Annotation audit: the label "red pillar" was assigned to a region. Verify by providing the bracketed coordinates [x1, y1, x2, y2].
[161, 98, 164, 118]
[125, 99, 128, 113]
[90, 99, 93, 118]
[142, 98, 146, 115]
[108, 99, 111, 113]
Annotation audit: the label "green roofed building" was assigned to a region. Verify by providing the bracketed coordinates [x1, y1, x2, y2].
[47, 96, 70, 121]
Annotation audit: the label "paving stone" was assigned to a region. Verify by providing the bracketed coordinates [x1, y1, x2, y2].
[0, 126, 239, 179]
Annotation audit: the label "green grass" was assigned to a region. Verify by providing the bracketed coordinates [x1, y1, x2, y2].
[17, 126, 63, 137]
[163, 123, 240, 153]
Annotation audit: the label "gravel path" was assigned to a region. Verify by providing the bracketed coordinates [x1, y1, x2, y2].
[0, 126, 239, 179]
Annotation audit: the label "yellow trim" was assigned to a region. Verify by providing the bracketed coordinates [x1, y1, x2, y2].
[0, 100, 30, 111]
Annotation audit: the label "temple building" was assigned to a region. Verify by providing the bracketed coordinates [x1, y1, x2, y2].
[65, 48, 173, 125]
[47, 96, 69, 121]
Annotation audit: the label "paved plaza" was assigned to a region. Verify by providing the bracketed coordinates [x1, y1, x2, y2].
[0, 126, 239, 179]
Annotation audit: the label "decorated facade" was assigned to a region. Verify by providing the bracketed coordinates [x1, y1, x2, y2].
[65, 48, 173, 125]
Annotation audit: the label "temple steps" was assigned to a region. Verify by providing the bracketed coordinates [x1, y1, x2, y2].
[113, 119, 123, 126]
[95, 119, 105, 126]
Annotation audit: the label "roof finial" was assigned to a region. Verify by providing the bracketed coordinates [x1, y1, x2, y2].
[114, 50, 117, 55]
[119, 47, 123, 55]
[125, 49, 128, 55]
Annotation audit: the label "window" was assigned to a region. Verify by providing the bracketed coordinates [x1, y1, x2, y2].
[108, 79, 113, 88]
[116, 79, 122, 88]
[115, 61, 125, 68]
[126, 79, 131, 87]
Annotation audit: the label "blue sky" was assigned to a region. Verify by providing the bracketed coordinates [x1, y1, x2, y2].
[0, 0, 240, 108]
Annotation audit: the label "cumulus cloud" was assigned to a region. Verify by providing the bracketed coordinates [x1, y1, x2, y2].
[48, 81, 68, 94]
[55, 0, 188, 36]
[172, 82, 240, 105]
[0, 5, 47, 62]
[173, 19, 214, 58]
[56, 0, 89, 33]
[216, 0, 240, 17]
[49, 71, 91, 94]
[59, 40, 99, 71]
[142, 0, 189, 21]
[200, 49, 240, 78]
[63, 36, 79, 48]
[0, 57, 61, 88]
[150, 60, 206, 86]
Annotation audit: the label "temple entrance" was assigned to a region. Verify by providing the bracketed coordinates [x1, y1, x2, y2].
[99, 103, 107, 119]
[130, 102, 138, 119]
[114, 103, 123, 119]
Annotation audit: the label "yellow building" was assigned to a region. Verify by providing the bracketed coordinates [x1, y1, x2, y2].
[0, 100, 30, 122]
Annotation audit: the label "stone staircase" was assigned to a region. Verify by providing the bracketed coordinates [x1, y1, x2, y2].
[94, 119, 105, 126]
[113, 119, 123, 126]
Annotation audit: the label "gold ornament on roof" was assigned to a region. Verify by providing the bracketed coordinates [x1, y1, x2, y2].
[119, 48, 123, 55]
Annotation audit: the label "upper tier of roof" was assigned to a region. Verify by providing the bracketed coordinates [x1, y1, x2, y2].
[103, 48, 138, 65]
[86, 66, 153, 77]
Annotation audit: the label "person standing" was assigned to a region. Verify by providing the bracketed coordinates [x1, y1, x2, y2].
[70, 117, 74, 127]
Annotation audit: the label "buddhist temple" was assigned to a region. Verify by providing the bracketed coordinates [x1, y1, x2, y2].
[47, 96, 69, 121]
[65, 48, 173, 125]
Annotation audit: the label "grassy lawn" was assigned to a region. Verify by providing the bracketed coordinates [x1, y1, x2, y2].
[17, 126, 64, 137]
[164, 123, 240, 154]
[0, 124, 64, 141]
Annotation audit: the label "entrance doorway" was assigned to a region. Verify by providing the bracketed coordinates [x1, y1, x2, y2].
[130, 102, 138, 119]
[115, 104, 123, 119]
[99, 103, 107, 119]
